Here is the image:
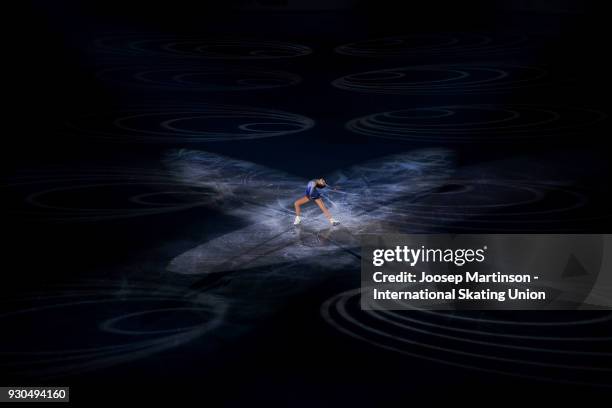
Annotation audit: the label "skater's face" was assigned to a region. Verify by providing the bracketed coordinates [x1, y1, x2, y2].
[316, 178, 327, 188]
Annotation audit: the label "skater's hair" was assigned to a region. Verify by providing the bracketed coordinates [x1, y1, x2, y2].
[316, 178, 327, 188]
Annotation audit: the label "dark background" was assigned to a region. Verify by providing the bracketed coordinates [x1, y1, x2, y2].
[3, 0, 611, 404]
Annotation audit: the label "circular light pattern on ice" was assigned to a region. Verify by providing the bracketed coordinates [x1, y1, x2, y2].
[65, 104, 315, 143]
[6, 167, 216, 221]
[345, 105, 607, 142]
[332, 64, 549, 94]
[335, 33, 530, 58]
[94, 35, 312, 59]
[0, 280, 227, 379]
[321, 287, 612, 387]
[96, 65, 302, 91]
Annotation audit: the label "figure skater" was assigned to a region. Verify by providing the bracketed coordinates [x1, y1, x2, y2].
[293, 178, 339, 226]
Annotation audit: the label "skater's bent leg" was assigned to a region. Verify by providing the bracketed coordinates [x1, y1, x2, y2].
[294, 196, 310, 216]
[314, 198, 332, 220]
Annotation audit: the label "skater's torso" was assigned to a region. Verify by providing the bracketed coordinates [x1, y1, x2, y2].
[305, 180, 321, 199]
